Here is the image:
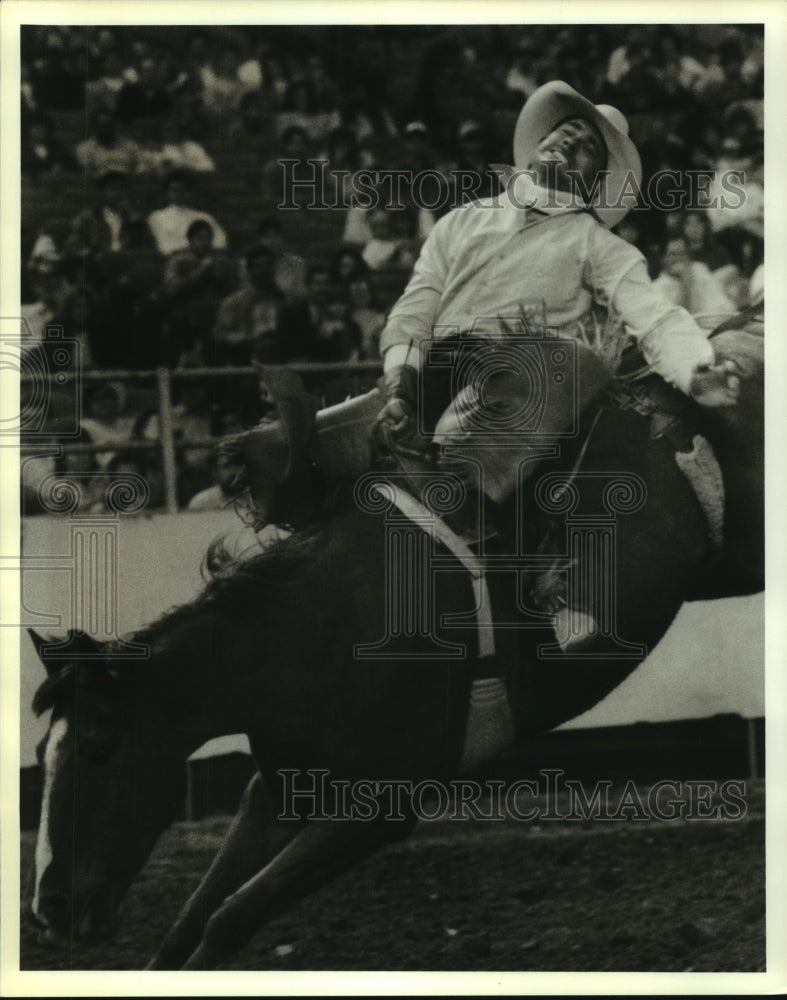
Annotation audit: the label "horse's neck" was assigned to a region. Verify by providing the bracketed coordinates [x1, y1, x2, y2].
[141, 608, 258, 758]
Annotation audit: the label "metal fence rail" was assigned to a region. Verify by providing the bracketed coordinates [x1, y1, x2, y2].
[21, 362, 383, 514]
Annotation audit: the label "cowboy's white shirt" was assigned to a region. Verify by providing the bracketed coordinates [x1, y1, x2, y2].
[380, 194, 715, 394]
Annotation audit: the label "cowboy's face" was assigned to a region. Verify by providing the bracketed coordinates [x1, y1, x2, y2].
[534, 117, 606, 192]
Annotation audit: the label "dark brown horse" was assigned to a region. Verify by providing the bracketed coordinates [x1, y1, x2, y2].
[26, 318, 762, 969]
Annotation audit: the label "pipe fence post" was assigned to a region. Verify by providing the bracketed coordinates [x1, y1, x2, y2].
[156, 367, 179, 514]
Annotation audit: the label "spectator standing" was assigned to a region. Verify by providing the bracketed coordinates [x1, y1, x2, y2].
[147, 170, 228, 257]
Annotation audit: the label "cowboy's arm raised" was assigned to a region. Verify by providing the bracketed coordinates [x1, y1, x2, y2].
[587, 225, 739, 407]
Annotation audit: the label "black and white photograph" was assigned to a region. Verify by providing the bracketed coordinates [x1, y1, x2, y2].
[1, 1, 784, 993]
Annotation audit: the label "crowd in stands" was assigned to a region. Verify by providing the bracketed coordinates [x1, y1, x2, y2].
[20, 24, 764, 512]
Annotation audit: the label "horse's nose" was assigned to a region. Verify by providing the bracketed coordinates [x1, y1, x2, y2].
[35, 892, 72, 936]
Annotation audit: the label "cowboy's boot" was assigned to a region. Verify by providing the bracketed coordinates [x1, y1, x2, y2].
[531, 561, 599, 652]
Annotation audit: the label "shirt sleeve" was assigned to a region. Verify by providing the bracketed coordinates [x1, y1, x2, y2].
[586, 224, 714, 394]
[378, 209, 456, 361]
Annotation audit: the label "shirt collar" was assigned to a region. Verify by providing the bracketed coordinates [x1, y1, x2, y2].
[491, 163, 589, 230]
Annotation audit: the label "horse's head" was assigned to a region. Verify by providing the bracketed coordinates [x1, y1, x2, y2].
[27, 629, 185, 947]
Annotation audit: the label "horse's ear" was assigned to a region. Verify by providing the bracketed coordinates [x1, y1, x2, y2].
[65, 629, 103, 657]
[27, 629, 58, 674]
[28, 629, 103, 673]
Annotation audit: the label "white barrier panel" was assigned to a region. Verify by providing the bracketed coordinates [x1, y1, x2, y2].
[560, 595, 764, 729]
[19, 512, 763, 766]
[19, 510, 259, 768]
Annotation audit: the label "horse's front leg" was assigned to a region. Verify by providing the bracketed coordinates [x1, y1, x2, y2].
[145, 773, 301, 970]
[181, 814, 416, 970]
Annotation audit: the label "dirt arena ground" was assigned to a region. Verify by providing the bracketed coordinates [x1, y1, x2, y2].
[20, 780, 765, 973]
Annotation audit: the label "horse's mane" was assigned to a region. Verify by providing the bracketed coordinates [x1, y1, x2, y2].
[135, 523, 329, 652]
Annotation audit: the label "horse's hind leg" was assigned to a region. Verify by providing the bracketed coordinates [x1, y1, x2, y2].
[181, 815, 416, 970]
[146, 773, 300, 970]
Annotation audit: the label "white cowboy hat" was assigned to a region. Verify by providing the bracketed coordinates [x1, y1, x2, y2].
[512, 80, 642, 228]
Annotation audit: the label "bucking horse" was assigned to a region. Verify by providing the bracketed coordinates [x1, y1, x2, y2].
[26, 310, 763, 969]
